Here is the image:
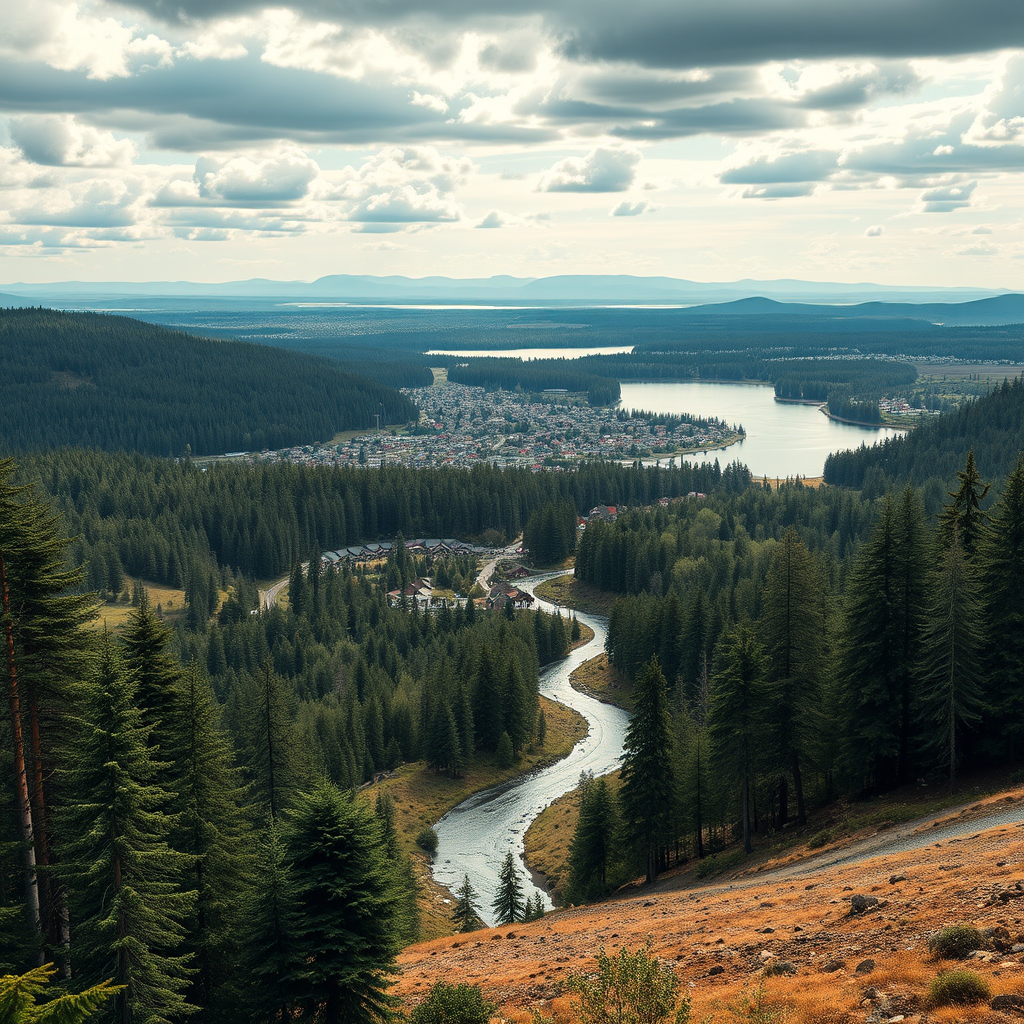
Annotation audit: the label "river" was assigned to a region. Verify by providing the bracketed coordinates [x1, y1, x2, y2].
[431, 574, 629, 927]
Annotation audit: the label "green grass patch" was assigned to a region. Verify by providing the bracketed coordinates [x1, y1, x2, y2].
[928, 969, 990, 1007]
[694, 849, 748, 879]
[534, 575, 617, 616]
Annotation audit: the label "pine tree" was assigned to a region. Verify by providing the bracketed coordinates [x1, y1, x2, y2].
[1, 458, 95, 963]
[472, 646, 503, 751]
[978, 455, 1024, 759]
[838, 492, 930, 791]
[0, 963, 119, 1023]
[917, 532, 986, 793]
[283, 784, 402, 1024]
[708, 624, 767, 855]
[58, 639, 196, 1024]
[450, 875, 482, 933]
[619, 658, 674, 883]
[759, 530, 823, 826]
[565, 775, 620, 904]
[491, 852, 525, 925]
[939, 448, 990, 557]
[374, 792, 419, 946]
[239, 820, 301, 1024]
[169, 661, 251, 1020]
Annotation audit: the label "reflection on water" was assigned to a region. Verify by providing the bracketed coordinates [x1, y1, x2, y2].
[620, 380, 905, 479]
[427, 345, 634, 361]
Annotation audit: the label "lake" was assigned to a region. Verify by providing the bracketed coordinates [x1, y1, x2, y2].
[426, 345, 634, 360]
[619, 380, 905, 479]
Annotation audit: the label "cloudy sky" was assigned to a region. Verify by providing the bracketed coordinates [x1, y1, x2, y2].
[0, 0, 1021, 286]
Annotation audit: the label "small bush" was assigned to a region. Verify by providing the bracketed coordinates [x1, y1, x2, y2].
[927, 969, 990, 1007]
[807, 829, 833, 850]
[695, 850, 747, 879]
[415, 827, 439, 854]
[929, 924, 985, 960]
[410, 981, 496, 1024]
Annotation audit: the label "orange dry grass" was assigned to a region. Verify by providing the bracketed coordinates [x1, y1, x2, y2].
[397, 799, 1024, 1022]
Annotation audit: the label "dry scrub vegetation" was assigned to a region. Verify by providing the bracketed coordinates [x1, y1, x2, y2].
[398, 793, 1024, 1022]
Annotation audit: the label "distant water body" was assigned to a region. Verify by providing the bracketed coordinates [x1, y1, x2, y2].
[427, 345, 633, 360]
[620, 381, 904, 479]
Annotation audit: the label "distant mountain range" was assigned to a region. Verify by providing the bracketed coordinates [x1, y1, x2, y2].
[2, 275, 1021, 325]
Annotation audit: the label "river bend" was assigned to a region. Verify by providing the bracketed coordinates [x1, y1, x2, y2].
[430, 575, 629, 926]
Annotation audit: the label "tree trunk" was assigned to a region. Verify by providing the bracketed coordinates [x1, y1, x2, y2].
[1, 553, 44, 960]
[793, 754, 807, 826]
[742, 777, 752, 854]
[778, 774, 789, 827]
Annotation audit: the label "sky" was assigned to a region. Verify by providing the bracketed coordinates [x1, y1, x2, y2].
[0, 0, 1022, 287]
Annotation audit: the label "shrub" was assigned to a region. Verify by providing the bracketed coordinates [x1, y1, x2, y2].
[410, 981, 496, 1024]
[568, 942, 691, 1024]
[807, 829, 833, 850]
[415, 827, 439, 854]
[927, 969, 990, 1007]
[929, 924, 985, 960]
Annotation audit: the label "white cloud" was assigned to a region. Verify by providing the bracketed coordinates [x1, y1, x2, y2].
[347, 185, 460, 223]
[476, 209, 508, 228]
[920, 180, 976, 212]
[865, 225, 884, 236]
[611, 199, 657, 216]
[194, 146, 320, 203]
[538, 147, 641, 192]
[10, 115, 136, 167]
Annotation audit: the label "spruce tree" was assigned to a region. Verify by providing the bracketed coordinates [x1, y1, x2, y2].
[917, 532, 986, 793]
[450, 875, 482, 933]
[939, 448, 990, 557]
[708, 625, 767, 855]
[978, 455, 1024, 759]
[491, 852, 525, 925]
[283, 784, 402, 1024]
[759, 530, 823, 826]
[565, 776, 620, 904]
[239, 820, 301, 1024]
[58, 640, 196, 1024]
[619, 658, 674, 883]
[374, 792, 419, 945]
[169, 661, 251, 1020]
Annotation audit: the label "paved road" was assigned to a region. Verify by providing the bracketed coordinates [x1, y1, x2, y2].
[260, 572, 292, 612]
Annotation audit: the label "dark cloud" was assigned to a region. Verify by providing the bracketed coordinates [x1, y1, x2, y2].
[114, 0, 1023, 70]
[796, 63, 920, 109]
[610, 98, 805, 139]
[0, 55, 554, 148]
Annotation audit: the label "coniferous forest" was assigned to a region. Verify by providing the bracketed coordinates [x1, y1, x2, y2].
[2, 316, 1024, 1021]
[0, 309, 417, 456]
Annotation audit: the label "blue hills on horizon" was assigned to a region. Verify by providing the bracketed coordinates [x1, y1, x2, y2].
[1, 275, 1022, 326]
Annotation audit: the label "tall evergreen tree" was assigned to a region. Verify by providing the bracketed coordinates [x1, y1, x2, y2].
[373, 792, 419, 946]
[169, 661, 251, 1021]
[838, 491, 930, 791]
[708, 625, 767, 855]
[283, 784, 402, 1024]
[619, 658, 674, 883]
[59, 640, 196, 1024]
[450, 875, 482, 934]
[978, 455, 1024, 758]
[564, 775, 620, 904]
[491, 852, 525, 926]
[239, 820, 301, 1024]
[759, 530, 823, 826]
[939, 448, 990, 557]
[917, 532, 986, 793]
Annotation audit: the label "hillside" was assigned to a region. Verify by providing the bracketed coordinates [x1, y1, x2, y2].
[0, 308, 416, 456]
[397, 788, 1024, 1022]
[824, 375, 1024, 487]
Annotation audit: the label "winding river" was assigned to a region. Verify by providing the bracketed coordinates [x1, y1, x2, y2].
[431, 574, 629, 926]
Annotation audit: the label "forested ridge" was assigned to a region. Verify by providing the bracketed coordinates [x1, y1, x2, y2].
[0, 308, 417, 457]
[17, 450, 741, 593]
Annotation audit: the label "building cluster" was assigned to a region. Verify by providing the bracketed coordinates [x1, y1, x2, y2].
[249, 382, 737, 471]
[320, 537, 482, 569]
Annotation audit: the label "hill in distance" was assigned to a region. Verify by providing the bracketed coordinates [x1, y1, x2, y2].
[3, 274, 1020, 316]
[0, 307, 418, 457]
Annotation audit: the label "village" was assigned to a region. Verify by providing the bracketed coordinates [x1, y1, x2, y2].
[247, 381, 741, 471]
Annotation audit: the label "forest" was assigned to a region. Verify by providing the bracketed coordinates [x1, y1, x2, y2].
[0, 309, 417, 457]
[3, 341, 1024, 1021]
[0, 455, 573, 1021]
